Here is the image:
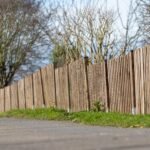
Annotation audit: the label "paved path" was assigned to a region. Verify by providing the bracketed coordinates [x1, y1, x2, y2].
[0, 118, 150, 150]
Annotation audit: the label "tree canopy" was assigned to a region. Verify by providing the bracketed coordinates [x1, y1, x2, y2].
[0, 0, 43, 88]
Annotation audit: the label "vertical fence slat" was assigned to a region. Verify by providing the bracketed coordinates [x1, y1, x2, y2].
[10, 83, 18, 110]
[0, 88, 4, 112]
[41, 65, 56, 108]
[18, 79, 25, 109]
[107, 60, 112, 112]
[134, 48, 144, 114]
[121, 56, 125, 113]
[147, 46, 150, 114]
[79, 60, 88, 111]
[107, 53, 132, 113]
[143, 46, 147, 114]
[108, 59, 115, 112]
[114, 58, 118, 112]
[4, 86, 11, 111]
[127, 54, 132, 113]
[69, 60, 88, 112]
[105, 60, 110, 112]
[118, 57, 122, 113]
[55, 65, 69, 110]
[134, 50, 139, 114]
[55, 68, 59, 108]
[47, 64, 56, 107]
[69, 61, 77, 111]
[130, 51, 136, 114]
[142, 46, 150, 114]
[67, 64, 71, 112]
[88, 62, 107, 111]
[84, 57, 90, 110]
[33, 70, 44, 108]
[141, 48, 145, 114]
[41, 66, 50, 107]
[25, 75, 34, 109]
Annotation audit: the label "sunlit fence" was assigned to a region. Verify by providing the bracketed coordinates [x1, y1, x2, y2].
[0, 46, 150, 115]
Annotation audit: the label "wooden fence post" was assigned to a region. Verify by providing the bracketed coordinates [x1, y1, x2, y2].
[84, 57, 90, 111]
[33, 70, 44, 108]
[130, 50, 136, 114]
[18, 79, 26, 109]
[104, 60, 110, 112]
[0, 88, 4, 112]
[140, 48, 145, 115]
[40, 68, 46, 107]
[67, 64, 71, 112]
[25, 74, 34, 109]
[53, 64, 57, 107]
[5, 86, 11, 111]
[10, 83, 19, 110]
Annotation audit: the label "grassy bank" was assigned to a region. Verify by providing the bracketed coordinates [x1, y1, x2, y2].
[0, 108, 150, 128]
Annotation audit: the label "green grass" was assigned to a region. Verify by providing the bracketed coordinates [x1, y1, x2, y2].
[0, 108, 150, 128]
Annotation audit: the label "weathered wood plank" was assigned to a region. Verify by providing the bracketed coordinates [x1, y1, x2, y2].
[41, 64, 56, 107]
[129, 51, 136, 115]
[0, 88, 4, 112]
[18, 79, 26, 109]
[69, 61, 78, 112]
[4, 86, 11, 111]
[142, 46, 150, 114]
[25, 75, 34, 109]
[107, 54, 132, 114]
[55, 65, 69, 110]
[134, 48, 144, 114]
[87, 62, 107, 111]
[69, 60, 88, 112]
[10, 83, 18, 110]
[140, 48, 145, 114]
[33, 70, 44, 108]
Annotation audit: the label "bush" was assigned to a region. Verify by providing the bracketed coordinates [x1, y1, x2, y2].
[92, 100, 105, 112]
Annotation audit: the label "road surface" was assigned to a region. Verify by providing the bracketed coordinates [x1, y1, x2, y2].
[0, 118, 150, 150]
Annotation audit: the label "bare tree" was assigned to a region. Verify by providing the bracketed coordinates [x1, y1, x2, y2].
[116, 0, 141, 54]
[47, 0, 117, 66]
[0, 0, 44, 88]
[137, 0, 150, 45]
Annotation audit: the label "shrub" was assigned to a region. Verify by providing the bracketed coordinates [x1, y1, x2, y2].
[92, 100, 105, 112]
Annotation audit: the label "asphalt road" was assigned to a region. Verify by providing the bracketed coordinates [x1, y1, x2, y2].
[0, 118, 150, 150]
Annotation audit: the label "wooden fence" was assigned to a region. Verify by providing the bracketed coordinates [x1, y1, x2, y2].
[0, 46, 150, 114]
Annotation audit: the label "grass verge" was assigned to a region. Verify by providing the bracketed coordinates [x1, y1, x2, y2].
[0, 108, 150, 128]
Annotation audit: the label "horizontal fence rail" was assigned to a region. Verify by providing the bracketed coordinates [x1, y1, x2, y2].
[0, 46, 150, 114]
